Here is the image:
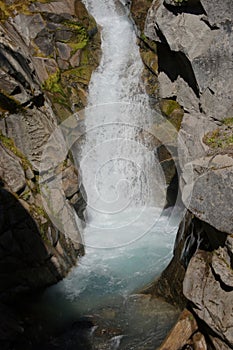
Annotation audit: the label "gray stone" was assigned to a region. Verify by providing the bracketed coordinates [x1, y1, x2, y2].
[201, 0, 233, 26]
[183, 250, 233, 346]
[55, 29, 73, 42]
[145, 0, 233, 121]
[56, 42, 72, 60]
[182, 157, 233, 234]
[62, 165, 79, 198]
[57, 58, 70, 70]
[32, 57, 58, 83]
[209, 335, 232, 350]
[5, 107, 56, 170]
[34, 28, 55, 56]
[226, 235, 233, 258]
[12, 13, 46, 46]
[0, 143, 26, 193]
[212, 248, 233, 288]
[29, 0, 75, 16]
[70, 49, 81, 67]
[142, 1, 233, 347]
[0, 14, 86, 309]
[192, 332, 207, 350]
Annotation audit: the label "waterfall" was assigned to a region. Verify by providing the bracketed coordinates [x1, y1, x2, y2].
[24, 3, 181, 348]
[80, 0, 166, 230]
[42, 0, 178, 313]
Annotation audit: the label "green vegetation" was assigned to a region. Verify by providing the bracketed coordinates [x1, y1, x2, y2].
[223, 117, 233, 126]
[29, 203, 51, 243]
[42, 70, 65, 96]
[159, 99, 184, 131]
[0, 0, 50, 20]
[0, 131, 32, 170]
[203, 119, 233, 150]
[173, 0, 188, 5]
[62, 21, 89, 53]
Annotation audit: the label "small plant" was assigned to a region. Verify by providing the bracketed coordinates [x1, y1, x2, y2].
[223, 117, 233, 126]
[0, 131, 32, 170]
[203, 124, 233, 151]
[173, 0, 188, 5]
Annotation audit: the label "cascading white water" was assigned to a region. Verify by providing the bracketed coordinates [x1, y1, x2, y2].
[35, 2, 181, 348]
[80, 0, 166, 221]
[49, 0, 178, 300]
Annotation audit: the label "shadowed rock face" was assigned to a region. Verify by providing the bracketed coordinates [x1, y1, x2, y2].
[0, 0, 100, 347]
[0, 0, 102, 319]
[0, 187, 78, 300]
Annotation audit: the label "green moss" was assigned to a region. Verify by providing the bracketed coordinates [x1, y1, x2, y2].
[62, 66, 92, 85]
[42, 70, 65, 96]
[160, 99, 180, 116]
[0, 0, 50, 20]
[20, 188, 31, 201]
[174, 0, 188, 5]
[0, 1, 10, 19]
[223, 117, 233, 126]
[159, 99, 184, 130]
[29, 203, 51, 243]
[140, 50, 158, 74]
[204, 127, 233, 150]
[69, 41, 87, 54]
[189, 314, 194, 321]
[79, 48, 90, 65]
[0, 131, 32, 170]
[140, 33, 157, 53]
[62, 21, 89, 53]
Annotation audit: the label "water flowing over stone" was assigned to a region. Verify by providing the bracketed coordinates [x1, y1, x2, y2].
[42, 0, 180, 308]
[80, 0, 166, 225]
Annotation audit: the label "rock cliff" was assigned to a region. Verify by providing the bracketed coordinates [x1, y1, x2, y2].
[131, 0, 233, 348]
[0, 1, 101, 347]
[0, 0, 100, 317]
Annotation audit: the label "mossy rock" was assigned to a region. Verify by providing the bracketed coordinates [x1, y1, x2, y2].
[141, 68, 158, 99]
[203, 118, 233, 152]
[74, 0, 97, 34]
[0, 131, 32, 171]
[159, 99, 184, 131]
[42, 70, 65, 96]
[61, 66, 93, 85]
[62, 21, 89, 53]
[130, 0, 153, 32]
[0, 0, 50, 20]
[140, 50, 158, 75]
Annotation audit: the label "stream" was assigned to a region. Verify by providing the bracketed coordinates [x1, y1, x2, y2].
[16, 1, 181, 349]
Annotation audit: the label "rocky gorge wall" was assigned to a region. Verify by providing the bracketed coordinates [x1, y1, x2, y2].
[0, 0, 232, 348]
[130, 0, 233, 348]
[0, 1, 101, 346]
